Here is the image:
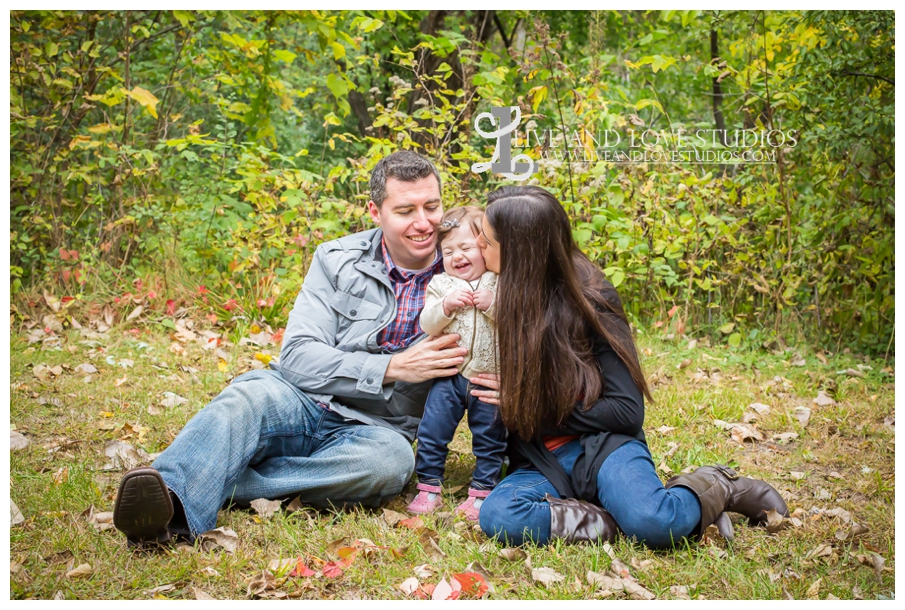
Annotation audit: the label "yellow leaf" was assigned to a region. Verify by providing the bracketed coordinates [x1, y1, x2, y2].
[99, 411, 114, 418]
[126, 86, 159, 118]
[254, 353, 273, 366]
[88, 123, 115, 134]
[250, 324, 262, 334]
[217, 360, 229, 373]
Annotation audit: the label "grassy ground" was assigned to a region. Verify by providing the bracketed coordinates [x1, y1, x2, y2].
[9, 320, 895, 599]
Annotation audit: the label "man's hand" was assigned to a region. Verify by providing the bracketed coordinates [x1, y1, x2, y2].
[470, 373, 501, 405]
[385, 333, 467, 384]
[472, 289, 495, 312]
[443, 289, 474, 317]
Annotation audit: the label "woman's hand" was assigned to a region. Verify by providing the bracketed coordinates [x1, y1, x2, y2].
[470, 373, 501, 405]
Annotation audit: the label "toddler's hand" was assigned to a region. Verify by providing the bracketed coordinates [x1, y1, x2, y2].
[443, 289, 474, 317]
[473, 289, 495, 311]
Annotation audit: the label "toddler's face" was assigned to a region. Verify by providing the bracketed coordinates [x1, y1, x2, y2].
[440, 223, 487, 281]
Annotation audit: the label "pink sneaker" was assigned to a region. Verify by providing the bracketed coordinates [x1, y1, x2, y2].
[455, 488, 491, 521]
[406, 483, 443, 515]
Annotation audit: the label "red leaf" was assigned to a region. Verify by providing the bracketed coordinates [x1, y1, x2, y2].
[271, 328, 285, 344]
[61, 269, 71, 283]
[653, 320, 664, 328]
[452, 572, 489, 598]
[321, 561, 343, 578]
[61, 296, 75, 304]
[223, 298, 238, 311]
[147, 291, 157, 300]
[257, 298, 268, 308]
[206, 313, 218, 324]
[399, 516, 424, 530]
[197, 285, 209, 295]
[165, 299, 177, 316]
[414, 584, 435, 599]
[128, 328, 140, 337]
[69, 250, 79, 261]
[289, 558, 316, 578]
[667, 305, 680, 319]
[60, 248, 70, 261]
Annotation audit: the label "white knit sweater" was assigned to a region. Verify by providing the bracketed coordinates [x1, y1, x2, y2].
[419, 271, 498, 378]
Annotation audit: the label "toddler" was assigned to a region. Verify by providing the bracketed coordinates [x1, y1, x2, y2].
[407, 206, 507, 521]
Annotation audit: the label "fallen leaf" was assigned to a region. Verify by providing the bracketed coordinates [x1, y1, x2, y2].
[268, 558, 296, 574]
[11, 499, 25, 526]
[670, 585, 690, 599]
[813, 391, 836, 406]
[399, 516, 424, 530]
[857, 552, 885, 580]
[656, 425, 676, 435]
[11, 431, 29, 450]
[160, 392, 188, 409]
[193, 587, 215, 600]
[815, 352, 827, 365]
[532, 567, 565, 587]
[729, 422, 763, 443]
[609, 558, 633, 579]
[399, 577, 420, 595]
[587, 570, 624, 592]
[835, 522, 869, 541]
[89, 511, 114, 531]
[425, 537, 446, 560]
[413, 564, 434, 579]
[772, 432, 799, 443]
[622, 578, 656, 600]
[499, 548, 527, 562]
[382, 508, 406, 526]
[821, 507, 852, 523]
[432, 578, 458, 600]
[199, 526, 238, 553]
[793, 406, 811, 428]
[805, 543, 834, 560]
[790, 471, 807, 481]
[452, 572, 490, 598]
[247, 570, 286, 598]
[103, 440, 150, 470]
[806, 578, 821, 599]
[790, 354, 806, 367]
[749, 402, 771, 414]
[74, 363, 99, 376]
[741, 411, 759, 424]
[66, 563, 94, 579]
[250, 498, 281, 520]
[678, 358, 692, 369]
[840, 368, 865, 378]
[289, 558, 316, 578]
[202, 566, 220, 577]
[144, 584, 175, 596]
[765, 508, 788, 534]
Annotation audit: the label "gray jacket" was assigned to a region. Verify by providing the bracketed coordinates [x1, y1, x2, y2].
[274, 227, 434, 442]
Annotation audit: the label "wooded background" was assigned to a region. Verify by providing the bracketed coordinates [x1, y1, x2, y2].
[9, 10, 894, 355]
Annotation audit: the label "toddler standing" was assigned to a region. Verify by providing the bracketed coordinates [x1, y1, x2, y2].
[407, 206, 507, 521]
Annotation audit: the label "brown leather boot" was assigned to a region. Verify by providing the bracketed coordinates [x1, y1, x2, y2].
[665, 465, 789, 537]
[545, 494, 619, 544]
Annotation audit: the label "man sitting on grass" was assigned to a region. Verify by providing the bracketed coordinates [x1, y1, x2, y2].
[112, 151, 473, 546]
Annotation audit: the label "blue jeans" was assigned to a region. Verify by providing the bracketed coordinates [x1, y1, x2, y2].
[152, 369, 415, 537]
[479, 439, 701, 549]
[415, 374, 507, 490]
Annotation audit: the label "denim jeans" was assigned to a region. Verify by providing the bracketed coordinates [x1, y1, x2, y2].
[479, 439, 701, 549]
[414, 374, 507, 490]
[152, 369, 415, 537]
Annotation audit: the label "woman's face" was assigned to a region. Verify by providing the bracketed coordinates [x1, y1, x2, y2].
[478, 215, 501, 273]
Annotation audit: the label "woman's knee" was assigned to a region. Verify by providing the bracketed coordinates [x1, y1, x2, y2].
[479, 490, 548, 546]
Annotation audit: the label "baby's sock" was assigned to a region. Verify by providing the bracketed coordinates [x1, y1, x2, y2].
[427, 492, 439, 502]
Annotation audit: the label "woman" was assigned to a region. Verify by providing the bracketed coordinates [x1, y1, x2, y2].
[469, 185, 788, 548]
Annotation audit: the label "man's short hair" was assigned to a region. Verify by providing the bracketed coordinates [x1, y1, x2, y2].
[369, 150, 442, 208]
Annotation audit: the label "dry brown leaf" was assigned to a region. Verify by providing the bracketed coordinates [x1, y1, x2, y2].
[247, 570, 286, 599]
[670, 585, 691, 599]
[250, 498, 281, 520]
[10, 430, 29, 451]
[622, 578, 656, 600]
[268, 558, 295, 573]
[160, 392, 188, 409]
[609, 558, 633, 579]
[499, 547, 527, 562]
[741, 411, 759, 424]
[806, 578, 821, 599]
[822, 507, 852, 523]
[11, 499, 25, 526]
[74, 363, 98, 376]
[790, 354, 806, 367]
[841, 368, 865, 378]
[103, 440, 150, 470]
[793, 406, 811, 428]
[382, 508, 406, 526]
[813, 391, 836, 406]
[765, 508, 788, 534]
[532, 567, 565, 587]
[857, 552, 885, 580]
[729, 422, 764, 443]
[193, 587, 216, 600]
[790, 471, 807, 481]
[804, 543, 834, 560]
[656, 425, 676, 435]
[144, 584, 175, 596]
[200, 526, 238, 553]
[587, 570, 623, 592]
[399, 577, 420, 595]
[66, 563, 94, 579]
[835, 522, 869, 541]
[749, 402, 771, 415]
[413, 564, 434, 579]
[772, 432, 799, 443]
[815, 352, 828, 365]
[630, 558, 652, 571]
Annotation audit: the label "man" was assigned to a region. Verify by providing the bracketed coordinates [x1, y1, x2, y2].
[112, 151, 471, 545]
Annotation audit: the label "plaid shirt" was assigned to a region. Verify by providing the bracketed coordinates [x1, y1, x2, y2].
[378, 239, 444, 352]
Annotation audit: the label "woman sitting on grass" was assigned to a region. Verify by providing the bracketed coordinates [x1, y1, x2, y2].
[469, 185, 789, 548]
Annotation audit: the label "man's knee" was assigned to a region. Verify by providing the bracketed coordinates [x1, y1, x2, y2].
[370, 431, 415, 494]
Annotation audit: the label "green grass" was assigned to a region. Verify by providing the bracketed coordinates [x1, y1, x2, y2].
[9, 323, 895, 599]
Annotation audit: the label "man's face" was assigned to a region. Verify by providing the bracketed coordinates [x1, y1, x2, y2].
[368, 175, 443, 271]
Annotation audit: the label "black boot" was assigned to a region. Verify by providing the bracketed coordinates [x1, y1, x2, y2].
[666, 465, 789, 537]
[546, 494, 619, 544]
[113, 467, 174, 547]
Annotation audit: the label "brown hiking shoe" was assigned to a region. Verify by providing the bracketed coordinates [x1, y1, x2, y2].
[113, 467, 174, 547]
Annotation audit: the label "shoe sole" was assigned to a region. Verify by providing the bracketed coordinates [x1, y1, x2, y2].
[112, 468, 174, 547]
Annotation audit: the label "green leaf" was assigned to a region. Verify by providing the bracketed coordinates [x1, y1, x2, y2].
[573, 228, 592, 245]
[322, 112, 342, 126]
[325, 73, 349, 100]
[273, 49, 297, 64]
[330, 41, 345, 61]
[173, 10, 194, 27]
[635, 98, 664, 113]
[610, 269, 625, 288]
[728, 333, 742, 348]
[45, 42, 59, 57]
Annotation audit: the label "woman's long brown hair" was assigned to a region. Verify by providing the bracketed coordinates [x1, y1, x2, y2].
[485, 186, 652, 440]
